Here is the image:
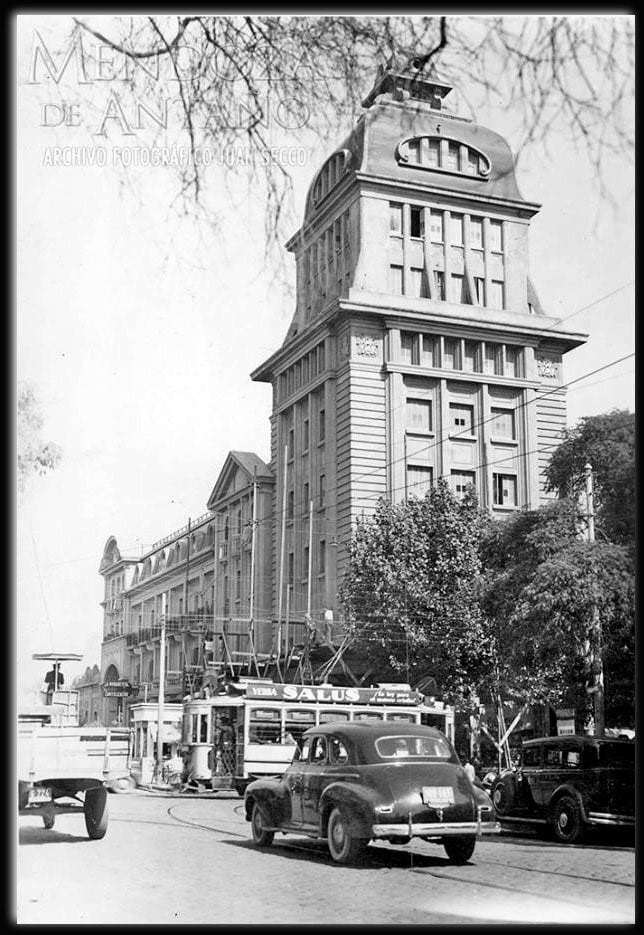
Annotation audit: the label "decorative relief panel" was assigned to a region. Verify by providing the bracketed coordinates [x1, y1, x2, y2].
[354, 334, 379, 359]
[537, 357, 560, 380]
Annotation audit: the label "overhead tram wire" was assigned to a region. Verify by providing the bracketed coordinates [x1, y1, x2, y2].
[246, 349, 635, 532]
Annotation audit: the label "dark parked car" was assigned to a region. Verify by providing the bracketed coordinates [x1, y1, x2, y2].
[244, 722, 500, 864]
[491, 734, 635, 844]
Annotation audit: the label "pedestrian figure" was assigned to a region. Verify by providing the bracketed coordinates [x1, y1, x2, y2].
[463, 758, 476, 782]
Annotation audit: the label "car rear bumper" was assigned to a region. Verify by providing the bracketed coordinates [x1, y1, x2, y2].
[371, 820, 501, 839]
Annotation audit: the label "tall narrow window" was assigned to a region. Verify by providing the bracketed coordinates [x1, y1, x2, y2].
[410, 206, 424, 239]
[303, 418, 309, 450]
[407, 465, 433, 498]
[446, 142, 460, 170]
[443, 338, 460, 370]
[467, 151, 480, 175]
[400, 332, 419, 365]
[450, 403, 474, 435]
[334, 218, 342, 252]
[408, 267, 425, 298]
[287, 490, 294, 521]
[407, 139, 421, 163]
[489, 220, 503, 253]
[474, 277, 485, 305]
[470, 217, 484, 250]
[427, 140, 440, 167]
[449, 274, 466, 304]
[319, 400, 326, 442]
[489, 280, 504, 309]
[484, 343, 502, 376]
[421, 334, 436, 367]
[303, 481, 310, 505]
[389, 265, 404, 295]
[433, 270, 446, 300]
[505, 346, 521, 378]
[463, 341, 481, 372]
[319, 474, 326, 507]
[406, 398, 432, 432]
[389, 203, 403, 235]
[288, 552, 294, 586]
[493, 474, 517, 507]
[429, 210, 443, 242]
[318, 342, 325, 371]
[319, 539, 326, 576]
[450, 214, 464, 246]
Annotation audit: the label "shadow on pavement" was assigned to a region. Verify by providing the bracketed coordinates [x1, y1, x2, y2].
[223, 835, 464, 870]
[19, 825, 90, 845]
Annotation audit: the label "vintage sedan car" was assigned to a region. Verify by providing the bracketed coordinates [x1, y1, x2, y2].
[491, 734, 635, 844]
[244, 722, 500, 864]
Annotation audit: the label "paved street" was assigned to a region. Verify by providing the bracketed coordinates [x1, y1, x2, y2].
[15, 790, 635, 925]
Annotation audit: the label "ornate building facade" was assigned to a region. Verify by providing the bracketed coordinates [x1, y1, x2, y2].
[97, 63, 587, 722]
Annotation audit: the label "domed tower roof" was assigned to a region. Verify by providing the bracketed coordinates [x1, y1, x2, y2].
[302, 59, 535, 227]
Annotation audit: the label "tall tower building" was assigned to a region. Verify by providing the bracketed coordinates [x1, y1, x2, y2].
[253, 61, 588, 647]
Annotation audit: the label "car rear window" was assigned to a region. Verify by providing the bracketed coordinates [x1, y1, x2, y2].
[375, 735, 451, 760]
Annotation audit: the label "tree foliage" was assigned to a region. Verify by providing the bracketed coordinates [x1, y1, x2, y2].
[17, 383, 62, 495]
[545, 409, 635, 547]
[339, 480, 492, 703]
[64, 14, 634, 252]
[480, 500, 635, 726]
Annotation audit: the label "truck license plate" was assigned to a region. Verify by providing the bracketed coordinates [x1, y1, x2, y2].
[422, 786, 454, 806]
[28, 786, 52, 804]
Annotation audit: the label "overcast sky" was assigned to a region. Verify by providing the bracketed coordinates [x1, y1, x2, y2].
[15, 14, 634, 699]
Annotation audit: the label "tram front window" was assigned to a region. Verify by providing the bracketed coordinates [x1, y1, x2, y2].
[285, 709, 315, 745]
[385, 712, 417, 723]
[353, 711, 383, 721]
[248, 708, 281, 744]
[319, 711, 349, 724]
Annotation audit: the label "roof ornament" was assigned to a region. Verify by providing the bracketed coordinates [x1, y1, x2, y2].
[361, 53, 452, 110]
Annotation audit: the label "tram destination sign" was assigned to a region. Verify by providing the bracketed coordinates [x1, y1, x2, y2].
[245, 684, 423, 705]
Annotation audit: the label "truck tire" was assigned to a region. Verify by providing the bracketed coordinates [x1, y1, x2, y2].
[84, 786, 108, 840]
[551, 794, 583, 844]
[327, 807, 367, 864]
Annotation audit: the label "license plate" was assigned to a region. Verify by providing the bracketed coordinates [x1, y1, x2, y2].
[28, 786, 52, 805]
[422, 786, 454, 806]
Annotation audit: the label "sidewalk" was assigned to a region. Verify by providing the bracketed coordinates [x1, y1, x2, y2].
[134, 782, 239, 799]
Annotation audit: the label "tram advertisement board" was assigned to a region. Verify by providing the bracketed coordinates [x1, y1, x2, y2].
[245, 683, 423, 705]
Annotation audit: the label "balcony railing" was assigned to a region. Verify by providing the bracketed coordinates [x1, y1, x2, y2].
[123, 613, 214, 647]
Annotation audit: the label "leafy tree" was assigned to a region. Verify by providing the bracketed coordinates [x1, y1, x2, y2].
[545, 409, 635, 547]
[58, 14, 633, 251]
[339, 480, 492, 703]
[480, 500, 635, 728]
[17, 383, 62, 495]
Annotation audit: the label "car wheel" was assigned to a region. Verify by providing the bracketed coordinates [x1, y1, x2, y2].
[84, 786, 108, 840]
[491, 777, 515, 816]
[327, 807, 366, 865]
[443, 836, 476, 864]
[552, 795, 583, 844]
[251, 803, 274, 847]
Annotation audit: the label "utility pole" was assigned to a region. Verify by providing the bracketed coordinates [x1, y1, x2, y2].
[276, 444, 288, 671]
[585, 462, 605, 737]
[156, 595, 166, 782]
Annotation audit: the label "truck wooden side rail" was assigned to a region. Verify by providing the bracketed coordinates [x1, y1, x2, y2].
[18, 693, 133, 840]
